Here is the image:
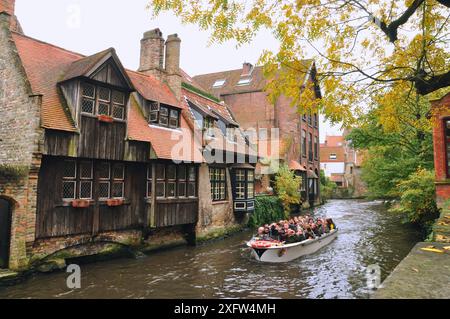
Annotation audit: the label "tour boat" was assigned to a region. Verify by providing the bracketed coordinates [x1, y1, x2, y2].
[246, 229, 338, 263]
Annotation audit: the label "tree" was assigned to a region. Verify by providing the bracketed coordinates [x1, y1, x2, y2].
[149, 0, 449, 126]
[347, 89, 434, 198]
[274, 165, 302, 216]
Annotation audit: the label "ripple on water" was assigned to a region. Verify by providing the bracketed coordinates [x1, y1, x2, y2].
[0, 200, 422, 299]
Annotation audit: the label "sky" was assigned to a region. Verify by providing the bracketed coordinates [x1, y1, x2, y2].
[15, 0, 342, 141]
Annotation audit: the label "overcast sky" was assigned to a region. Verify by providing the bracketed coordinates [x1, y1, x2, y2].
[15, 0, 342, 141]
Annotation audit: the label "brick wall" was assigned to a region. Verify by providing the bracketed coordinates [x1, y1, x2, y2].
[0, 13, 43, 270]
[432, 93, 450, 204]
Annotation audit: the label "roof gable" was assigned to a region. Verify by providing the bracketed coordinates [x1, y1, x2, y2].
[61, 48, 134, 90]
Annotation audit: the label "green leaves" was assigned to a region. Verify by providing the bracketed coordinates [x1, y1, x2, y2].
[274, 165, 302, 215]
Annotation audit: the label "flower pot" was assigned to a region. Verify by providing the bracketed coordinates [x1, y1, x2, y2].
[71, 199, 90, 208]
[107, 199, 124, 207]
[97, 115, 114, 123]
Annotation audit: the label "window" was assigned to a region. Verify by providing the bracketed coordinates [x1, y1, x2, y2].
[156, 164, 166, 198]
[213, 79, 226, 88]
[146, 165, 152, 198]
[330, 153, 337, 160]
[203, 117, 215, 137]
[61, 160, 126, 201]
[314, 136, 318, 160]
[62, 160, 77, 200]
[235, 170, 246, 200]
[177, 165, 187, 197]
[79, 161, 93, 199]
[308, 133, 313, 161]
[80, 83, 126, 120]
[98, 162, 111, 199]
[302, 130, 307, 157]
[446, 119, 450, 177]
[112, 164, 125, 198]
[259, 128, 268, 141]
[234, 169, 255, 200]
[62, 160, 93, 200]
[314, 113, 318, 128]
[210, 167, 227, 201]
[226, 126, 238, 143]
[188, 166, 197, 197]
[237, 77, 252, 86]
[148, 164, 197, 198]
[148, 102, 180, 129]
[166, 165, 177, 198]
[308, 113, 312, 126]
[247, 170, 255, 199]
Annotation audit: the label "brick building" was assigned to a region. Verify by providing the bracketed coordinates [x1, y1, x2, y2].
[320, 134, 366, 197]
[194, 63, 322, 207]
[0, 0, 256, 271]
[431, 93, 450, 243]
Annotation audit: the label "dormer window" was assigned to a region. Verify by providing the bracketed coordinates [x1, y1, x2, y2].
[237, 77, 252, 86]
[213, 79, 226, 88]
[203, 117, 215, 137]
[80, 82, 126, 120]
[148, 101, 180, 129]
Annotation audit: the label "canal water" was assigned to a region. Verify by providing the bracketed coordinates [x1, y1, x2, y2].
[0, 200, 421, 299]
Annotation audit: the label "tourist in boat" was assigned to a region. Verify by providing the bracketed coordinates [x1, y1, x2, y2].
[255, 216, 336, 244]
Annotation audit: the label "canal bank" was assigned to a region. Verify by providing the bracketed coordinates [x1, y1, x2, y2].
[0, 200, 422, 298]
[372, 242, 450, 299]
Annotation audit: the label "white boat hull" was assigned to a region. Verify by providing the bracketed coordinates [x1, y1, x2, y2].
[247, 229, 338, 263]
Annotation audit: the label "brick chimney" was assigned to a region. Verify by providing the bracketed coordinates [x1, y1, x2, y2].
[0, 0, 23, 33]
[242, 62, 254, 77]
[165, 34, 182, 100]
[138, 28, 165, 79]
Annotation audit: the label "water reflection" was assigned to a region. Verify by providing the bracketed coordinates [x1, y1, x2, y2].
[0, 200, 421, 299]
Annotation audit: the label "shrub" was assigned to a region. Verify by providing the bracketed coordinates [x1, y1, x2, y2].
[389, 168, 440, 234]
[274, 165, 302, 215]
[319, 170, 337, 202]
[248, 195, 285, 228]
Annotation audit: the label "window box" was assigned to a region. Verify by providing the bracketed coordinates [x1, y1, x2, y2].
[71, 199, 90, 208]
[106, 198, 124, 207]
[97, 114, 114, 123]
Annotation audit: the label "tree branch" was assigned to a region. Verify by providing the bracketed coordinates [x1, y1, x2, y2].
[415, 70, 450, 95]
[374, 0, 425, 43]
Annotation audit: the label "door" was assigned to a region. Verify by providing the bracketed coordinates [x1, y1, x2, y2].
[0, 199, 11, 268]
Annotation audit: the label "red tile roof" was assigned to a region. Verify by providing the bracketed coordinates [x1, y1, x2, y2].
[12, 32, 82, 132]
[127, 70, 179, 107]
[289, 160, 306, 171]
[324, 136, 345, 147]
[193, 61, 313, 96]
[11, 32, 203, 162]
[128, 96, 203, 162]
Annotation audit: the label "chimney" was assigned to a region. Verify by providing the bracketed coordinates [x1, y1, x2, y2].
[0, 0, 23, 33]
[138, 28, 165, 79]
[242, 62, 254, 77]
[165, 34, 182, 100]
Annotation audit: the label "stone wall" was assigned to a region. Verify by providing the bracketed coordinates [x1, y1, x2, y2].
[196, 164, 247, 238]
[0, 13, 44, 270]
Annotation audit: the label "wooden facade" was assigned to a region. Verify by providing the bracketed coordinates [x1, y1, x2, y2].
[36, 59, 200, 239]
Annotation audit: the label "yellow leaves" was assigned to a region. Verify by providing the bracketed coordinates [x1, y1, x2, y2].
[148, 0, 449, 128]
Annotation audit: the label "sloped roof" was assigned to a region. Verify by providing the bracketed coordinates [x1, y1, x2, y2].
[193, 60, 313, 97]
[289, 160, 306, 171]
[324, 136, 345, 147]
[128, 96, 203, 163]
[127, 70, 179, 107]
[11, 32, 180, 133]
[12, 32, 82, 132]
